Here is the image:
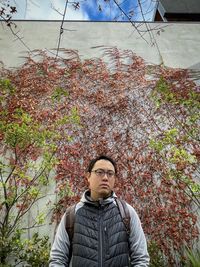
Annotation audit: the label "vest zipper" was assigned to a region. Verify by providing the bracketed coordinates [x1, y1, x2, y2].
[99, 199, 104, 267]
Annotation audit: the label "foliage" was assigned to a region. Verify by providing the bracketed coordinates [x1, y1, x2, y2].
[148, 240, 165, 267]
[0, 72, 78, 264]
[0, 230, 49, 267]
[150, 75, 200, 206]
[184, 248, 200, 267]
[0, 48, 199, 266]
[17, 233, 50, 267]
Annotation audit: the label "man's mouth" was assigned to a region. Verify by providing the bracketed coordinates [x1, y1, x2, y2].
[100, 184, 109, 188]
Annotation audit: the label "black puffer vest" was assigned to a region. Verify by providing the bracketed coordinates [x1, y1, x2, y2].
[72, 201, 130, 267]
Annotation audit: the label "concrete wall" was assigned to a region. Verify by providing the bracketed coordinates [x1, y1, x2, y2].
[0, 20, 200, 252]
[0, 21, 200, 69]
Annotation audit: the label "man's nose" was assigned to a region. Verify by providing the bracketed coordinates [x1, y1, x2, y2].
[102, 173, 109, 179]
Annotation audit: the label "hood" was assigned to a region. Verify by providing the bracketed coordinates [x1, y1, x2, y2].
[80, 189, 117, 207]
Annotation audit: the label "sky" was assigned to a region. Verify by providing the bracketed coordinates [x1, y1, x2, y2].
[1, 0, 157, 21]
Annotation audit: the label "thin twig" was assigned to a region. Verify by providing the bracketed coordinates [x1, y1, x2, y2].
[113, 0, 149, 43]
[56, 0, 69, 58]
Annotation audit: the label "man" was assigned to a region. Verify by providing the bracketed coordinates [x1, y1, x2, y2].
[49, 155, 149, 267]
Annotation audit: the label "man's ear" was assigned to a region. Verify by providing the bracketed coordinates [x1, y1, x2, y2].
[86, 172, 91, 187]
[86, 172, 90, 181]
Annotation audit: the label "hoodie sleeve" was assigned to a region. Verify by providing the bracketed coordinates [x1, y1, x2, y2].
[127, 204, 150, 267]
[49, 213, 71, 267]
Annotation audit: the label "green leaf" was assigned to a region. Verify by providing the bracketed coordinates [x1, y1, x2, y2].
[51, 87, 69, 102]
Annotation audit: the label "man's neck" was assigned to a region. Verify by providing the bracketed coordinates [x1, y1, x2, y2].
[90, 191, 112, 201]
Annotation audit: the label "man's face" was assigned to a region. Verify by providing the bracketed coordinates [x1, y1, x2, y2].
[87, 159, 116, 201]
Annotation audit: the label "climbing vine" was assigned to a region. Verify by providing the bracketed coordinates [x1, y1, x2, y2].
[0, 48, 199, 266]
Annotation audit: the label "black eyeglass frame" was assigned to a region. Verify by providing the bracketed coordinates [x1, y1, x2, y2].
[91, 169, 116, 178]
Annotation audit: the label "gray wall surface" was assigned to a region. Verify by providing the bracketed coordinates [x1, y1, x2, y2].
[0, 20, 200, 253]
[0, 21, 200, 70]
[158, 0, 200, 13]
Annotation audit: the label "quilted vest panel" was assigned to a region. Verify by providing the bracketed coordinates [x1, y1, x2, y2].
[72, 202, 130, 267]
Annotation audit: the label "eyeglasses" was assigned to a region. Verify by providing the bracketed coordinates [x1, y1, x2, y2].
[91, 169, 115, 178]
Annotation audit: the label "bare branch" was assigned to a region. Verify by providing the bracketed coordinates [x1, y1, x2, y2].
[56, 0, 69, 58]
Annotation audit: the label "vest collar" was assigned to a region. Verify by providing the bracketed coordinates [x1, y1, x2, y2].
[81, 190, 117, 206]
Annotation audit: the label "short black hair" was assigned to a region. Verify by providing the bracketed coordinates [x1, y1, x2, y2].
[87, 155, 117, 174]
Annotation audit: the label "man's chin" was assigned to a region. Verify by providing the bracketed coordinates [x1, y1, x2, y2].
[99, 189, 111, 199]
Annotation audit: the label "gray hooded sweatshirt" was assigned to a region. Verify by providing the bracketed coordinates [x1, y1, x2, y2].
[49, 190, 149, 267]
